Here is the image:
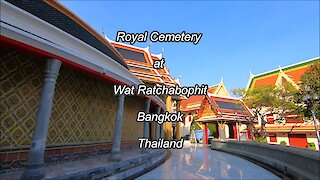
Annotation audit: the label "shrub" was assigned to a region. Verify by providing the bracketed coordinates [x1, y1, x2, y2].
[280, 141, 287, 146]
[306, 142, 316, 150]
[255, 137, 267, 143]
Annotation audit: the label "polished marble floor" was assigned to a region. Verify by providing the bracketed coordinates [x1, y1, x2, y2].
[138, 141, 280, 179]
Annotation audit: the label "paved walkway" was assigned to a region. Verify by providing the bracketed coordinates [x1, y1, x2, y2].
[138, 141, 280, 179]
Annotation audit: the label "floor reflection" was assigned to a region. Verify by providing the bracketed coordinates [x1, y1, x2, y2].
[138, 141, 280, 179]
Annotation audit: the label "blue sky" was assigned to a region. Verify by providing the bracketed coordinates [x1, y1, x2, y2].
[60, 1, 319, 92]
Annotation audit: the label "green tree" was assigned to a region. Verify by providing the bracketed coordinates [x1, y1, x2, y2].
[295, 62, 320, 149]
[295, 62, 320, 118]
[232, 62, 319, 145]
[232, 85, 298, 138]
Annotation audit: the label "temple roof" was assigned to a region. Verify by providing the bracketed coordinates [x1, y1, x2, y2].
[108, 40, 177, 86]
[151, 54, 177, 86]
[1, 0, 168, 110]
[208, 95, 253, 117]
[246, 57, 319, 90]
[197, 95, 254, 123]
[5, 0, 128, 69]
[181, 79, 229, 112]
[181, 94, 206, 111]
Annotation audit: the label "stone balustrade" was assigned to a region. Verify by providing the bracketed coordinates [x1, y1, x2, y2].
[211, 139, 320, 180]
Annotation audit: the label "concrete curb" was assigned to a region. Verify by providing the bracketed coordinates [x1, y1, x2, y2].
[104, 150, 170, 180]
[211, 140, 320, 180]
[40, 149, 168, 180]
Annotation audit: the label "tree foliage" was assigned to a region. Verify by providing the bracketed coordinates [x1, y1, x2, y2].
[232, 85, 298, 138]
[295, 62, 320, 118]
[232, 61, 320, 139]
[233, 85, 298, 117]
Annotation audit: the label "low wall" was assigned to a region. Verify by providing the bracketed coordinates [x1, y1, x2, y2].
[211, 140, 320, 180]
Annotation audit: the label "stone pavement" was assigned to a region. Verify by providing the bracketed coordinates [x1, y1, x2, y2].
[1, 141, 281, 180]
[0, 148, 166, 180]
[137, 141, 280, 179]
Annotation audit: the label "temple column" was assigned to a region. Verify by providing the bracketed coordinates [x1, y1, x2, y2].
[142, 98, 151, 153]
[165, 96, 172, 140]
[156, 106, 161, 139]
[218, 122, 226, 141]
[160, 124, 164, 138]
[21, 59, 62, 179]
[160, 109, 164, 138]
[111, 94, 125, 161]
[151, 122, 156, 140]
[236, 122, 240, 141]
[233, 124, 237, 140]
[176, 101, 182, 140]
[204, 123, 209, 144]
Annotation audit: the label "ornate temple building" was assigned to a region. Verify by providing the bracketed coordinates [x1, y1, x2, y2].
[196, 95, 254, 143]
[181, 79, 229, 115]
[246, 57, 320, 149]
[180, 80, 254, 143]
[106, 39, 181, 140]
[0, 0, 173, 177]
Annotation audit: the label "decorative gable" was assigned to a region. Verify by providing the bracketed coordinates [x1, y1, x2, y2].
[247, 57, 319, 91]
[197, 97, 215, 118]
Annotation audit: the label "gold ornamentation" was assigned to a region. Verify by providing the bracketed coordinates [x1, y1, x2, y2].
[1, 47, 144, 150]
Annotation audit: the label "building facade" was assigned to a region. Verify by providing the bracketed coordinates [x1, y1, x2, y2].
[180, 79, 254, 142]
[181, 79, 229, 116]
[246, 57, 320, 150]
[196, 95, 254, 143]
[0, 0, 168, 177]
[107, 39, 179, 140]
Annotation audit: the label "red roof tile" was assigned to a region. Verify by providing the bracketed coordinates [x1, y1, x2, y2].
[247, 57, 319, 90]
